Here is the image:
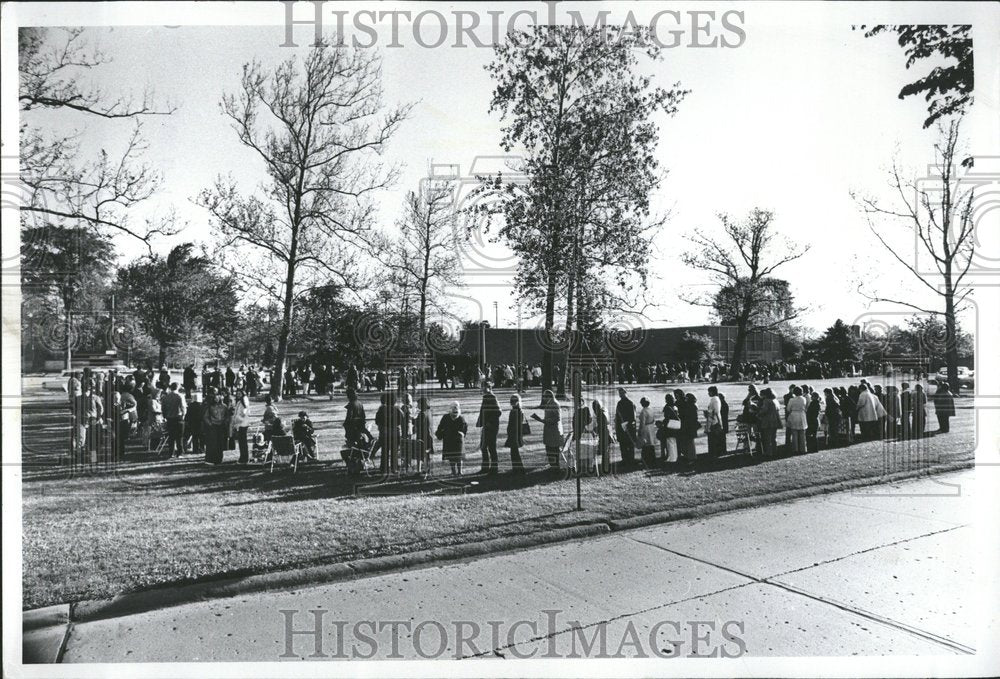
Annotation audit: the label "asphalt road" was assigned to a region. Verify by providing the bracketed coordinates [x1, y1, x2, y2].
[43, 468, 997, 664]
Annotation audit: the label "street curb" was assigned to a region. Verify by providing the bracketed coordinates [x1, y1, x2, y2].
[68, 523, 612, 624]
[48, 460, 973, 627]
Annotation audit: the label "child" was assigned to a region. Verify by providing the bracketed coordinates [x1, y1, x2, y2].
[292, 410, 317, 460]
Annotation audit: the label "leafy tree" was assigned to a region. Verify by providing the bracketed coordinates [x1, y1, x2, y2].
[21, 223, 115, 369]
[816, 319, 862, 364]
[683, 208, 808, 373]
[198, 42, 411, 399]
[713, 278, 797, 334]
[116, 243, 238, 366]
[853, 120, 974, 393]
[482, 25, 687, 392]
[858, 25, 972, 128]
[291, 285, 364, 366]
[676, 331, 718, 364]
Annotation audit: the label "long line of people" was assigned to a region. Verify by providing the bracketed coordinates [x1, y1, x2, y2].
[69, 365, 957, 475]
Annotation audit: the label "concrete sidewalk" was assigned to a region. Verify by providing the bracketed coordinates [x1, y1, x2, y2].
[31, 468, 998, 662]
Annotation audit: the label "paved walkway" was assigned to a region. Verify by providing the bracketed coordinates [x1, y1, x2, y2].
[31, 468, 999, 662]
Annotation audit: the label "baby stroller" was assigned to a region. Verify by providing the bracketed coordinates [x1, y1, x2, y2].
[340, 427, 376, 477]
[250, 427, 270, 464]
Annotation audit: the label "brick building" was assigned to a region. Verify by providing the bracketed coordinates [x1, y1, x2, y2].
[439, 325, 783, 365]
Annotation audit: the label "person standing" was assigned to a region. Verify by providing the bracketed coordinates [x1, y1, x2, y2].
[637, 397, 657, 467]
[884, 385, 902, 439]
[183, 365, 197, 398]
[705, 386, 726, 458]
[592, 399, 614, 474]
[375, 393, 403, 474]
[912, 384, 928, 437]
[476, 382, 502, 474]
[933, 383, 956, 433]
[185, 393, 203, 455]
[785, 386, 808, 454]
[436, 401, 468, 476]
[573, 395, 594, 472]
[343, 388, 367, 449]
[72, 384, 104, 465]
[504, 394, 530, 475]
[900, 382, 913, 439]
[413, 396, 434, 477]
[613, 388, 637, 467]
[161, 382, 187, 458]
[855, 383, 885, 441]
[231, 388, 251, 464]
[757, 388, 781, 457]
[806, 392, 821, 453]
[532, 389, 564, 469]
[660, 393, 680, 466]
[677, 393, 700, 465]
[823, 388, 841, 448]
[202, 392, 227, 464]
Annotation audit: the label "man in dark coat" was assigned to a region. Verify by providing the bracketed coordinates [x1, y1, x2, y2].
[477, 382, 502, 474]
[933, 383, 956, 433]
[183, 365, 197, 397]
[225, 366, 236, 391]
[614, 387, 637, 466]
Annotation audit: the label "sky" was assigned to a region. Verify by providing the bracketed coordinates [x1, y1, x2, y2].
[18, 2, 997, 339]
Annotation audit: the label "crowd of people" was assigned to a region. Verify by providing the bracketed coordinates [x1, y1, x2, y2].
[332, 376, 958, 479]
[66, 360, 958, 478]
[66, 366, 317, 467]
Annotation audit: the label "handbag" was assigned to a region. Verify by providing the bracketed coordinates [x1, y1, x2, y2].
[666, 419, 681, 430]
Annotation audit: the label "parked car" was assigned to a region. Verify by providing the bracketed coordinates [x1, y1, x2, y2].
[934, 366, 974, 389]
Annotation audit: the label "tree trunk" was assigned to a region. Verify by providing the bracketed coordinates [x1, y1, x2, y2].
[64, 306, 72, 371]
[271, 259, 297, 401]
[541, 270, 557, 393]
[557, 273, 576, 399]
[944, 289, 960, 395]
[157, 344, 168, 369]
[731, 320, 749, 376]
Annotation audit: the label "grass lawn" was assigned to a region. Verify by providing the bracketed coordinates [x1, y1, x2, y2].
[20, 377, 974, 609]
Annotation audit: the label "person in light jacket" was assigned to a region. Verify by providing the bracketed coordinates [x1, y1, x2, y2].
[785, 386, 808, 454]
[856, 383, 885, 441]
[531, 389, 564, 469]
[637, 397, 657, 466]
[231, 388, 251, 464]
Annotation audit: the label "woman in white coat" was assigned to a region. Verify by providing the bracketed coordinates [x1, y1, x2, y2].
[231, 388, 251, 464]
[638, 397, 658, 466]
[785, 386, 808, 454]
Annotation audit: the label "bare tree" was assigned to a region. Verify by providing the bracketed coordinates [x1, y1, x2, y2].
[197, 42, 411, 399]
[18, 28, 176, 248]
[853, 119, 975, 393]
[393, 180, 463, 348]
[682, 208, 808, 372]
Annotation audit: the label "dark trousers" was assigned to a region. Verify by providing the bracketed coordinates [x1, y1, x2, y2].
[618, 425, 636, 464]
[482, 427, 498, 473]
[937, 414, 951, 433]
[165, 418, 185, 457]
[236, 426, 249, 463]
[806, 426, 818, 453]
[186, 428, 202, 455]
[509, 444, 524, 473]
